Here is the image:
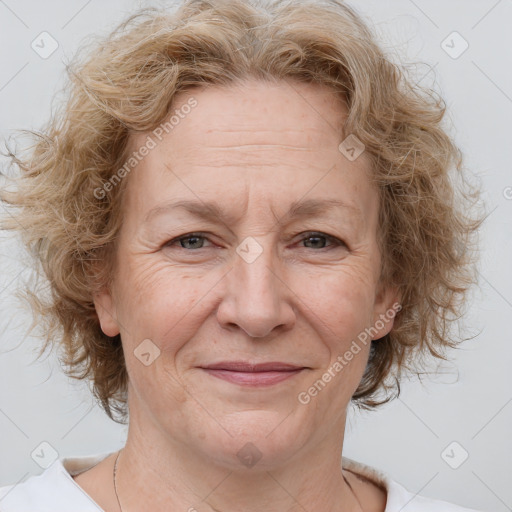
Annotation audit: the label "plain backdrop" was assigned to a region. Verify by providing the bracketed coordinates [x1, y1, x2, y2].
[0, 1, 511, 511]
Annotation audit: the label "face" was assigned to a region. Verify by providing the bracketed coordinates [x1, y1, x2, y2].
[94, 79, 398, 469]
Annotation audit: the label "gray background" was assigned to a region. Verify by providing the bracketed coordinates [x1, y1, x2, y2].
[0, 1, 511, 511]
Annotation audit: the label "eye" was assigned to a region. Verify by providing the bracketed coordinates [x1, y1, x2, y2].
[165, 233, 212, 250]
[164, 231, 346, 251]
[298, 232, 346, 250]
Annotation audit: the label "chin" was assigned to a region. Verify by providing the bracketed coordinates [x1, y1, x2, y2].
[190, 410, 314, 471]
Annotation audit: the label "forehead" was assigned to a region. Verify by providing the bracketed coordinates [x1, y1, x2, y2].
[126, 79, 350, 155]
[121, 79, 376, 225]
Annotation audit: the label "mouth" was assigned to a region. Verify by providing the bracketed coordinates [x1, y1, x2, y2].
[198, 361, 307, 386]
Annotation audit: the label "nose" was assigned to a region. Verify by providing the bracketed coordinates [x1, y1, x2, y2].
[216, 237, 296, 338]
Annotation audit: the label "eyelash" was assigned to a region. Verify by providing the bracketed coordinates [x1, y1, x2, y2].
[164, 232, 346, 251]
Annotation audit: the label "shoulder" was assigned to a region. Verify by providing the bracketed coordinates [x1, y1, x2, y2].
[0, 454, 111, 512]
[385, 479, 483, 512]
[342, 456, 483, 512]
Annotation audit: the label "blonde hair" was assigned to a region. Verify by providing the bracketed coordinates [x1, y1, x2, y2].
[1, 0, 482, 423]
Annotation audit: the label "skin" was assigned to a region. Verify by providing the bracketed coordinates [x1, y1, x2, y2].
[76, 79, 399, 512]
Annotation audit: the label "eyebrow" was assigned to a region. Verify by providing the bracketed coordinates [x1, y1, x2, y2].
[143, 197, 362, 226]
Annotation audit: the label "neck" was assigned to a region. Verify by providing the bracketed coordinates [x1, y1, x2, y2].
[114, 408, 363, 512]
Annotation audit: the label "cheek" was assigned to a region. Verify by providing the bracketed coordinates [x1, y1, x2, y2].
[305, 263, 377, 335]
[302, 265, 377, 394]
[116, 261, 203, 406]
[312, 279, 374, 402]
[114, 257, 208, 350]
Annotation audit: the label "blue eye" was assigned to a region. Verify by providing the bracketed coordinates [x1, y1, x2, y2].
[164, 232, 346, 251]
[299, 232, 345, 249]
[166, 233, 211, 250]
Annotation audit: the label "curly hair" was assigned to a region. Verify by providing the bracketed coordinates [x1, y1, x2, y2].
[0, 0, 482, 423]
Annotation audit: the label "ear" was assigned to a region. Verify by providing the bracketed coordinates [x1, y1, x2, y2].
[370, 281, 402, 340]
[93, 287, 120, 337]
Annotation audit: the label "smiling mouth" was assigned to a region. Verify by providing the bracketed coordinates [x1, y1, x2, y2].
[198, 361, 307, 386]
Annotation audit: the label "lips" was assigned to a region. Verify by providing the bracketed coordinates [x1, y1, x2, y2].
[201, 361, 304, 372]
[199, 361, 306, 386]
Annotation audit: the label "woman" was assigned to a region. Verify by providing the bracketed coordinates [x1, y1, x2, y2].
[0, 0, 483, 510]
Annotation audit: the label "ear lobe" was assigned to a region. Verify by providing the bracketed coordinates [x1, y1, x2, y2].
[371, 283, 402, 340]
[93, 288, 120, 337]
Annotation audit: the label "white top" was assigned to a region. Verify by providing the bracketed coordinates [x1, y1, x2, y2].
[0, 452, 482, 511]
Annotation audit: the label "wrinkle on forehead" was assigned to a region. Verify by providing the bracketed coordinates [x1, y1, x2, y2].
[199, 144, 313, 151]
